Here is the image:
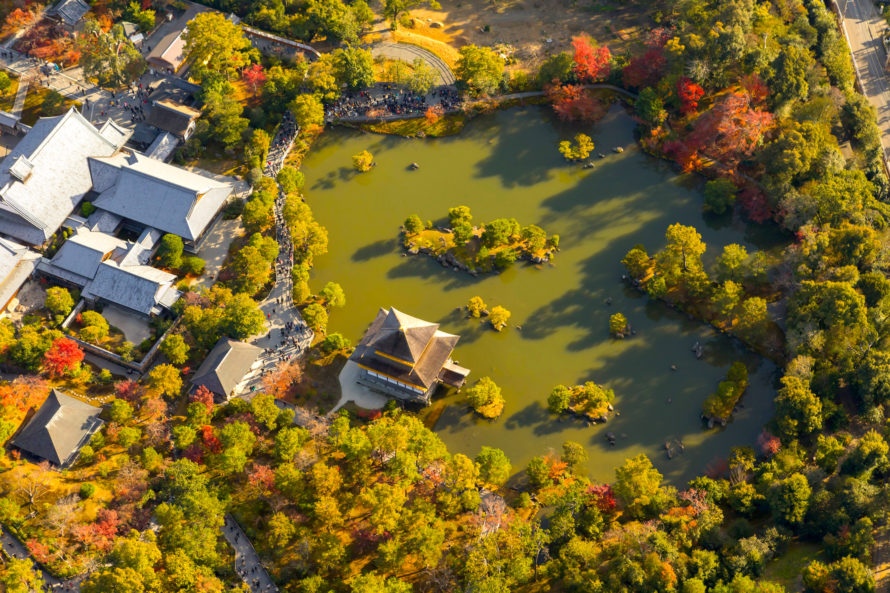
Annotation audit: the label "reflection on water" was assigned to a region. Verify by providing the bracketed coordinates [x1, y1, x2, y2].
[303, 105, 783, 485]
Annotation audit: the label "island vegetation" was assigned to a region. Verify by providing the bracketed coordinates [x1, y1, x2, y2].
[547, 380, 616, 423]
[402, 206, 559, 274]
[465, 376, 505, 419]
[702, 361, 749, 426]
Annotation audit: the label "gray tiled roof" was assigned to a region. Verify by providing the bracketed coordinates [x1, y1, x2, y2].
[191, 338, 263, 398]
[49, 229, 127, 282]
[12, 389, 103, 467]
[0, 109, 126, 245]
[52, 0, 90, 26]
[82, 260, 178, 316]
[91, 152, 232, 241]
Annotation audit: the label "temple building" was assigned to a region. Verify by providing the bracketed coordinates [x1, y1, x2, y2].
[349, 307, 470, 404]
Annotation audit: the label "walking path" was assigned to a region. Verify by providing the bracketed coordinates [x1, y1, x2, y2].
[834, 0, 890, 167]
[223, 515, 279, 593]
[10, 74, 28, 117]
[371, 41, 456, 85]
[242, 113, 314, 396]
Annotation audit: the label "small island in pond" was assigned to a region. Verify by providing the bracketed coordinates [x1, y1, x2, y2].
[547, 381, 616, 424]
[701, 361, 749, 427]
[402, 206, 559, 275]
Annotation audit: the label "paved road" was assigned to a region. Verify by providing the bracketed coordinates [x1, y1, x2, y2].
[836, 0, 890, 160]
[223, 515, 279, 593]
[371, 41, 456, 85]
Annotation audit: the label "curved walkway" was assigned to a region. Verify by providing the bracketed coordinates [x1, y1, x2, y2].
[371, 42, 456, 86]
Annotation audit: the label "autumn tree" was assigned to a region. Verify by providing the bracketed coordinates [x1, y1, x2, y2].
[609, 313, 629, 338]
[548, 84, 605, 123]
[79, 19, 146, 87]
[456, 45, 504, 97]
[44, 286, 74, 318]
[467, 296, 487, 318]
[0, 557, 43, 593]
[558, 133, 595, 161]
[160, 334, 189, 366]
[655, 223, 708, 292]
[242, 63, 266, 95]
[571, 35, 611, 82]
[677, 77, 705, 115]
[352, 150, 374, 172]
[613, 454, 668, 519]
[319, 282, 346, 309]
[42, 337, 83, 377]
[147, 364, 183, 399]
[489, 305, 511, 331]
[466, 377, 505, 419]
[774, 376, 822, 440]
[183, 12, 253, 83]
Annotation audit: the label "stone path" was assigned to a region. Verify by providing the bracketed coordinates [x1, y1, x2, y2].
[242, 113, 314, 395]
[10, 74, 28, 117]
[223, 515, 279, 593]
[371, 41, 456, 85]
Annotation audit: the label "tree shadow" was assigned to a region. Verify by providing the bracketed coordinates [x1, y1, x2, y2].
[352, 238, 400, 262]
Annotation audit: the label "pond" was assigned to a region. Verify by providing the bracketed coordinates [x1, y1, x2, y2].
[302, 105, 785, 485]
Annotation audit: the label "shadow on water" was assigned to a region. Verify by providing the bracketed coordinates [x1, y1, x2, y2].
[352, 238, 400, 262]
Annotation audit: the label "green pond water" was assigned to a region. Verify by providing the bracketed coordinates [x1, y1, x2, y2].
[302, 105, 785, 485]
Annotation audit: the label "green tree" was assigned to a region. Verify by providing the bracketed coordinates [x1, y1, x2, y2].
[147, 363, 182, 398]
[319, 282, 346, 308]
[160, 334, 189, 365]
[768, 473, 811, 526]
[857, 349, 890, 406]
[609, 312, 629, 338]
[774, 375, 822, 439]
[655, 223, 707, 290]
[635, 87, 667, 127]
[481, 218, 519, 248]
[537, 51, 574, 85]
[158, 234, 184, 269]
[475, 446, 511, 486]
[44, 286, 74, 317]
[334, 46, 375, 90]
[703, 178, 738, 214]
[408, 58, 438, 95]
[290, 94, 325, 129]
[320, 332, 351, 353]
[613, 454, 665, 519]
[80, 311, 109, 343]
[465, 376, 505, 419]
[815, 434, 845, 474]
[383, 0, 440, 25]
[0, 72, 11, 94]
[229, 245, 272, 295]
[561, 441, 588, 475]
[277, 166, 305, 194]
[109, 399, 133, 424]
[244, 128, 272, 170]
[715, 243, 749, 283]
[770, 45, 813, 104]
[201, 81, 249, 148]
[489, 305, 511, 331]
[125, 1, 155, 32]
[214, 421, 257, 474]
[456, 45, 504, 96]
[183, 12, 253, 83]
[79, 19, 146, 87]
[0, 557, 43, 593]
[303, 303, 328, 333]
[275, 426, 310, 461]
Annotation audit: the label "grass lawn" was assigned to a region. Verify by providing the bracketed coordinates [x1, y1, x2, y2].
[391, 29, 460, 69]
[0, 72, 20, 112]
[762, 541, 822, 592]
[359, 112, 466, 137]
[20, 85, 80, 126]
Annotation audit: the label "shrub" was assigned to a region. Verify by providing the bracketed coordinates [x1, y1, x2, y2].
[320, 333, 351, 353]
[489, 305, 511, 331]
[44, 286, 74, 317]
[180, 256, 206, 276]
[157, 234, 184, 269]
[404, 214, 424, 235]
[609, 313, 629, 338]
[702, 362, 749, 422]
[98, 369, 113, 383]
[703, 178, 738, 215]
[79, 483, 96, 499]
[465, 376, 505, 419]
[80, 201, 96, 217]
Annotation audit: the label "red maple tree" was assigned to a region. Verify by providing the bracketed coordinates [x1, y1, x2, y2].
[242, 63, 266, 95]
[114, 379, 144, 403]
[622, 29, 669, 89]
[677, 77, 704, 115]
[572, 36, 611, 83]
[547, 84, 606, 122]
[757, 430, 781, 457]
[190, 385, 215, 413]
[42, 337, 83, 377]
[201, 425, 221, 454]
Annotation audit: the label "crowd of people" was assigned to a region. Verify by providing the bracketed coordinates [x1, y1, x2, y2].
[325, 84, 462, 120]
[264, 111, 297, 178]
[225, 517, 279, 592]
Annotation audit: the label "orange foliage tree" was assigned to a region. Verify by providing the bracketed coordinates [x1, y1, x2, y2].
[0, 376, 49, 412]
[42, 337, 84, 377]
[262, 360, 303, 400]
[571, 35, 611, 83]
